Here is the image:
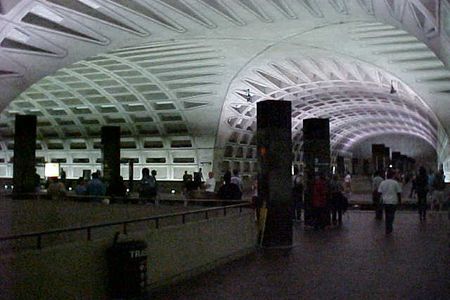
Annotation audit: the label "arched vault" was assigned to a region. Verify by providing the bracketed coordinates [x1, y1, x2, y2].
[0, 0, 449, 179]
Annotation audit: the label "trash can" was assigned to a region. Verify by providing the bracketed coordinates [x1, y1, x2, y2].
[107, 239, 147, 299]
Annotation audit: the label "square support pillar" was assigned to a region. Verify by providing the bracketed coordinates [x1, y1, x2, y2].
[372, 144, 385, 173]
[257, 100, 292, 248]
[336, 156, 345, 176]
[101, 126, 121, 188]
[384, 147, 390, 170]
[13, 115, 37, 196]
[392, 152, 401, 170]
[302, 118, 330, 226]
[400, 155, 407, 172]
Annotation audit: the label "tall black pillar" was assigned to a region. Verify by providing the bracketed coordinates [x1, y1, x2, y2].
[257, 100, 292, 248]
[336, 156, 345, 176]
[372, 144, 385, 173]
[303, 118, 330, 226]
[392, 152, 401, 170]
[383, 147, 390, 170]
[352, 158, 358, 175]
[13, 115, 37, 196]
[101, 126, 121, 188]
[399, 155, 407, 172]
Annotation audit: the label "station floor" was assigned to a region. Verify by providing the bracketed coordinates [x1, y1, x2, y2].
[152, 210, 449, 300]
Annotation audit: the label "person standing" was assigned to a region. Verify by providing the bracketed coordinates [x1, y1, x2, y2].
[312, 173, 329, 230]
[343, 171, 352, 200]
[204, 172, 216, 195]
[432, 169, 446, 213]
[47, 177, 66, 201]
[86, 172, 106, 203]
[372, 171, 384, 220]
[194, 168, 204, 190]
[292, 167, 304, 222]
[378, 170, 402, 234]
[217, 171, 242, 200]
[329, 174, 343, 226]
[415, 167, 429, 221]
[230, 169, 244, 193]
[139, 168, 157, 203]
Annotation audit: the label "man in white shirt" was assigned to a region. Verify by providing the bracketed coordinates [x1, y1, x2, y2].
[378, 170, 402, 234]
[204, 172, 216, 194]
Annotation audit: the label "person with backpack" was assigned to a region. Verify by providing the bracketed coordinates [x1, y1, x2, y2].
[139, 168, 157, 203]
[292, 167, 304, 222]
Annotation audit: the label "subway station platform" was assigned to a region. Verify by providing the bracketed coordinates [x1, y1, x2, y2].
[152, 210, 450, 300]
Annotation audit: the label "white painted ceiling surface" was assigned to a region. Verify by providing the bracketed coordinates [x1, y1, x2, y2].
[0, 0, 449, 179]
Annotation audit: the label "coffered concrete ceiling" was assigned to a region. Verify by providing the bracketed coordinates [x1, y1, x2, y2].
[0, 0, 449, 179]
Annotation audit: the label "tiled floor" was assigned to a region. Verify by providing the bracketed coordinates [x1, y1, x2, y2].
[152, 210, 449, 300]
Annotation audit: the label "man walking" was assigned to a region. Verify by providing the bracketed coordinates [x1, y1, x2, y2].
[378, 170, 402, 234]
[372, 170, 384, 220]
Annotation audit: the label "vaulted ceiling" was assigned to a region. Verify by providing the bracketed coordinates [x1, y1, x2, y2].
[0, 0, 449, 179]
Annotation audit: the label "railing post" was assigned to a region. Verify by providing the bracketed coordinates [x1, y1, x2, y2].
[182, 214, 186, 224]
[205, 211, 209, 220]
[224, 207, 227, 216]
[37, 235, 42, 249]
[155, 218, 159, 229]
[123, 223, 127, 235]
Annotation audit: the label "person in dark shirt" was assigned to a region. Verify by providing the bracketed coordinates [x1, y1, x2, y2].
[415, 167, 429, 221]
[312, 173, 329, 230]
[86, 172, 106, 202]
[217, 171, 242, 200]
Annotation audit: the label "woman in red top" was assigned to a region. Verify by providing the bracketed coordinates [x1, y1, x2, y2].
[312, 174, 329, 230]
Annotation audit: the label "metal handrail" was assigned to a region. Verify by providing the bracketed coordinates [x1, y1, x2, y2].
[0, 203, 251, 249]
[2, 191, 248, 204]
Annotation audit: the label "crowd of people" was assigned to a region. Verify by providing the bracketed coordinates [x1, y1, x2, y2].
[304, 172, 350, 230]
[41, 167, 247, 204]
[372, 167, 446, 232]
[35, 164, 448, 230]
[181, 168, 244, 201]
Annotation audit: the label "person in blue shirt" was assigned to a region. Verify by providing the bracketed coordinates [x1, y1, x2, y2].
[87, 172, 106, 202]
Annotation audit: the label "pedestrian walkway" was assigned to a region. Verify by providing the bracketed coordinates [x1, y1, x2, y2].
[151, 211, 449, 299]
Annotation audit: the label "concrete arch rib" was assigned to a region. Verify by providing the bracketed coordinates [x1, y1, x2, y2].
[218, 34, 447, 175]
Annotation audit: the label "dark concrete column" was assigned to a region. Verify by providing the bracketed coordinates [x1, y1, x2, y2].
[303, 118, 330, 226]
[128, 161, 134, 192]
[352, 158, 359, 175]
[400, 155, 407, 172]
[257, 100, 292, 248]
[372, 144, 385, 173]
[383, 147, 390, 170]
[101, 126, 121, 188]
[363, 159, 370, 175]
[336, 155, 345, 176]
[13, 115, 37, 196]
[392, 152, 401, 170]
